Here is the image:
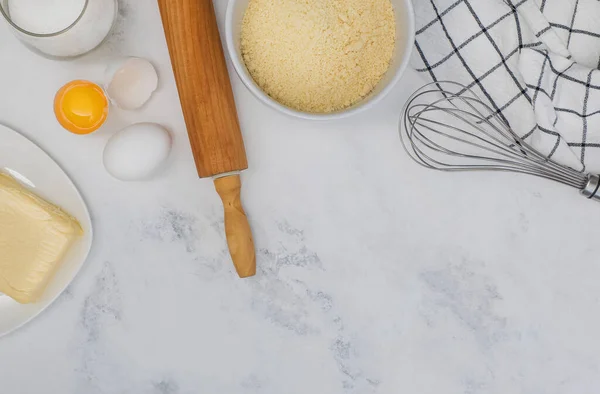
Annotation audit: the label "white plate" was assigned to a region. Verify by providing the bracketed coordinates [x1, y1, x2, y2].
[0, 124, 93, 337]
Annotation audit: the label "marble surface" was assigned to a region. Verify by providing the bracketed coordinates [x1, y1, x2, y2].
[2, 1, 600, 393]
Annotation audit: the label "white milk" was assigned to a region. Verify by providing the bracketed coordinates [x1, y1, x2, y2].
[6, 0, 117, 57]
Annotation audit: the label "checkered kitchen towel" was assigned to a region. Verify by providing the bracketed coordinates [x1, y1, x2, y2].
[413, 0, 600, 172]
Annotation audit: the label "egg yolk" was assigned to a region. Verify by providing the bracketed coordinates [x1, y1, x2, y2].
[54, 80, 108, 135]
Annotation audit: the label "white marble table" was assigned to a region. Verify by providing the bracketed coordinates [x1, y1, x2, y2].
[2, 1, 600, 393]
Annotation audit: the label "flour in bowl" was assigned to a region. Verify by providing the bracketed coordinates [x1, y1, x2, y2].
[241, 0, 396, 113]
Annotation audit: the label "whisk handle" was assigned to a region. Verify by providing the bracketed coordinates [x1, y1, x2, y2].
[581, 175, 600, 201]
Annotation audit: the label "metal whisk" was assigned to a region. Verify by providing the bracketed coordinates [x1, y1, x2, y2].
[400, 81, 600, 201]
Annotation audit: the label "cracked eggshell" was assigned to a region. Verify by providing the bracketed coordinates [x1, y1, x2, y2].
[104, 57, 159, 110]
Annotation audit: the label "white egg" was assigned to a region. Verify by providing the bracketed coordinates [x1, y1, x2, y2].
[105, 57, 159, 110]
[103, 123, 172, 181]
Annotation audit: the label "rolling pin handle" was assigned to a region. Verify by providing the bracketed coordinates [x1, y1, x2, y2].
[214, 174, 256, 278]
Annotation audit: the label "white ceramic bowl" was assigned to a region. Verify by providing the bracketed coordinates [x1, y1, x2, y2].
[225, 0, 416, 120]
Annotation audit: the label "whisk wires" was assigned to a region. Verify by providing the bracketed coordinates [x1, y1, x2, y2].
[400, 82, 588, 190]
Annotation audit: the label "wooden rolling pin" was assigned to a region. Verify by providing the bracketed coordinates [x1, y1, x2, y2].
[158, 0, 256, 278]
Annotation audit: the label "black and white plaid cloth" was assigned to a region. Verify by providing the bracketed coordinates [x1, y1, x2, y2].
[413, 0, 600, 172]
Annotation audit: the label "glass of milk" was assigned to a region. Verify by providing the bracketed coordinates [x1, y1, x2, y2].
[0, 0, 117, 58]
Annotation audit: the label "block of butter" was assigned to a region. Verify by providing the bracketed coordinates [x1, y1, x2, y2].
[0, 172, 83, 304]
